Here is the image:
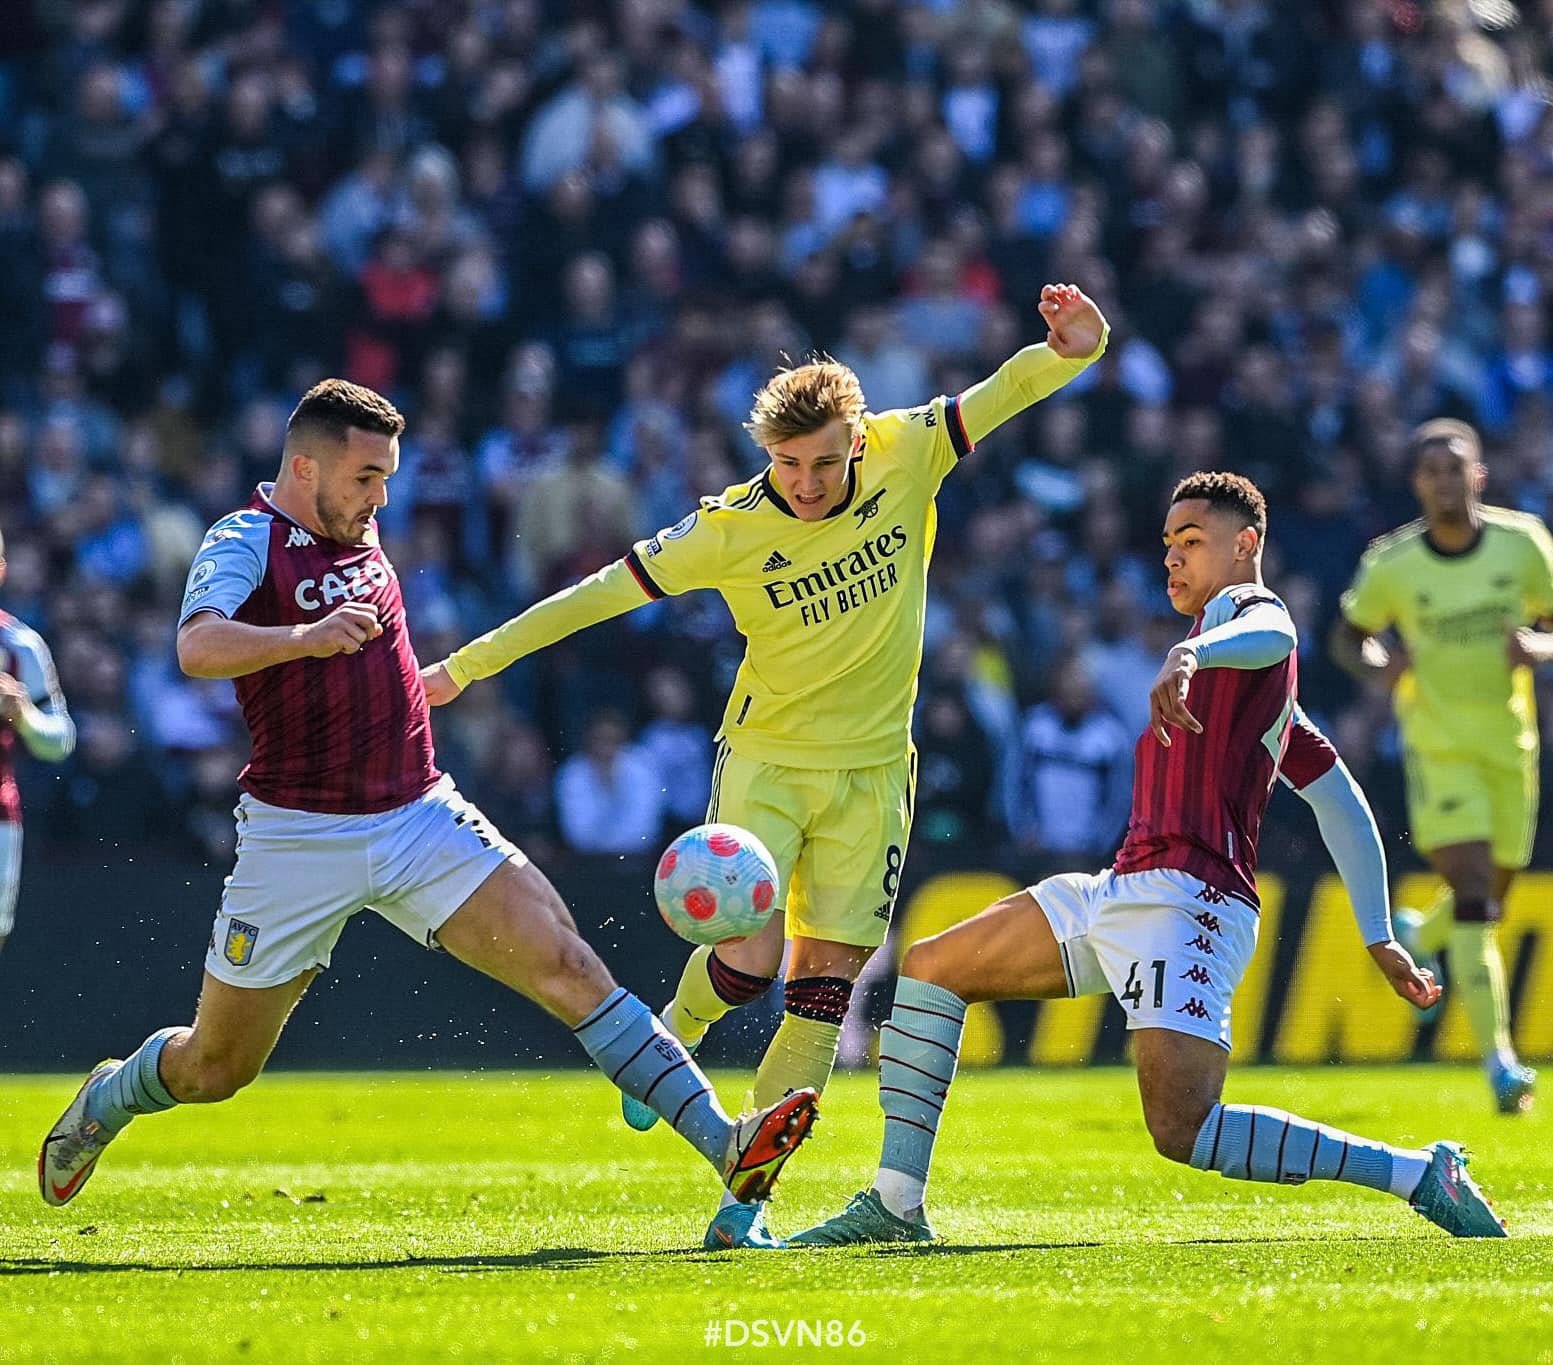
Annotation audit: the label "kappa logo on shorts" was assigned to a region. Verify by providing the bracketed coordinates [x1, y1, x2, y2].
[1185, 934, 1217, 955]
[223, 919, 260, 967]
[1180, 964, 1213, 986]
[1195, 886, 1228, 906]
[1176, 998, 1211, 1020]
[1193, 910, 1222, 934]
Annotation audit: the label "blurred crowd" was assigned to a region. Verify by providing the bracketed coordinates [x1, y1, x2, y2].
[6, 0, 1553, 874]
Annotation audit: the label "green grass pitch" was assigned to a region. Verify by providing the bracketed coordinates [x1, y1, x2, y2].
[3, 1066, 1550, 1363]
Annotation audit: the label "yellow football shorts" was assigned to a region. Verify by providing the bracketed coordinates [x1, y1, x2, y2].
[1403, 746, 1539, 870]
[706, 742, 916, 949]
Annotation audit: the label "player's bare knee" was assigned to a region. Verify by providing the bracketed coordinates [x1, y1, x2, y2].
[899, 936, 946, 986]
[530, 930, 612, 1002]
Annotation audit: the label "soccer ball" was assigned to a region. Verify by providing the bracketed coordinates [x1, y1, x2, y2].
[654, 823, 779, 946]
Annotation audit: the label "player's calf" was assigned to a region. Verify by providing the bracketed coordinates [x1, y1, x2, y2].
[159, 1034, 266, 1103]
[1141, 1095, 1217, 1166]
[663, 940, 779, 1048]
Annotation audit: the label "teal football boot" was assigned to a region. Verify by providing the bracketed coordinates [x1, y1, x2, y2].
[788, 1189, 936, 1246]
[1409, 1141, 1507, 1238]
[1490, 1060, 1536, 1116]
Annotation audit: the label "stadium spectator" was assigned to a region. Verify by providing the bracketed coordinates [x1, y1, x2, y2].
[1002, 657, 1132, 868]
[555, 708, 664, 857]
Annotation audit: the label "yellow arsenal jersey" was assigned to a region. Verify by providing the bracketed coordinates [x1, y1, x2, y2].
[1341, 505, 1553, 758]
[446, 334, 1106, 769]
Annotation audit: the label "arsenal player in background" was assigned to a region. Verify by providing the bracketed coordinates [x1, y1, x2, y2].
[39, 379, 817, 1215]
[791, 472, 1509, 1248]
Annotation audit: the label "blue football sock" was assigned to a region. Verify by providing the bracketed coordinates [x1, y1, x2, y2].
[574, 988, 732, 1168]
[1189, 1102, 1430, 1198]
[85, 1027, 183, 1134]
[875, 977, 966, 1214]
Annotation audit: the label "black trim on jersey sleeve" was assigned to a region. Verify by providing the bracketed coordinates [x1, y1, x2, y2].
[1230, 594, 1283, 619]
[623, 548, 665, 600]
[946, 394, 973, 460]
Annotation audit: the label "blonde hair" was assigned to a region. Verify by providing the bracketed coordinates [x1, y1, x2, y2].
[744, 359, 866, 449]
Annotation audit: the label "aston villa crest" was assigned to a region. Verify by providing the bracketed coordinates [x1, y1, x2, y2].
[223, 918, 260, 967]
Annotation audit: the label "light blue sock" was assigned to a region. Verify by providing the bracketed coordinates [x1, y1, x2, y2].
[85, 1027, 183, 1134]
[573, 988, 733, 1168]
[876, 977, 966, 1209]
[1189, 1102, 1427, 1197]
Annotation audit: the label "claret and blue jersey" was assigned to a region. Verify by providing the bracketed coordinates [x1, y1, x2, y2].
[179, 484, 440, 814]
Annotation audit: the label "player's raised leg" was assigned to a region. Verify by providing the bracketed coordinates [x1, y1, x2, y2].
[433, 858, 817, 1203]
[1137, 1027, 1506, 1238]
[791, 888, 1071, 1246]
[40, 969, 316, 1205]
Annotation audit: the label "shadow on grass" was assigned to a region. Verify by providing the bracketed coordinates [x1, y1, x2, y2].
[1, 1247, 657, 1275]
[1, 1240, 1104, 1275]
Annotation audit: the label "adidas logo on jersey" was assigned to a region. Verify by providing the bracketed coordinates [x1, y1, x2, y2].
[762, 550, 793, 573]
[286, 526, 315, 548]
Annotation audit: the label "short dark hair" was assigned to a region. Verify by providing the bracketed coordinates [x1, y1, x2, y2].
[286, 378, 405, 447]
[1170, 470, 1268, 541]
[1408, 417, 1480, 469]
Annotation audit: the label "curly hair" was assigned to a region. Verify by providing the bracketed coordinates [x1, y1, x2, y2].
[744, 358, 866, 449]
[1170, 470, 1268, 540]
[285, 378, 405, 446]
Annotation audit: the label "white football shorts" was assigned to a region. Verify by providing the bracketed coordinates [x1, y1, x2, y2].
[0, 822, 20, 938]
[205, 774, 526, 989]
[1028, 867, 1259, 1051]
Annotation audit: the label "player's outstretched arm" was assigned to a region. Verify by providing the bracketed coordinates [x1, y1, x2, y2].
[178, 604, 383, 680]
[956, 283, 1108, 448]
[425, 559, 658, 705]
[1507, 624, 1553, 667]
[1329, 618, 1409, 687]
[1286, 723, 1439, 1010]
